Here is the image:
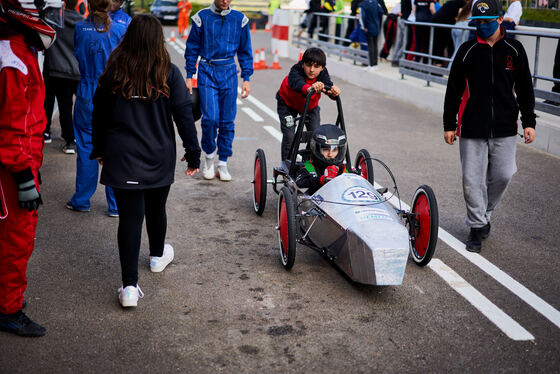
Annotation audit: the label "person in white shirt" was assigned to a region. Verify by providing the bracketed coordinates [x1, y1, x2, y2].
[503, 0, 522, 30]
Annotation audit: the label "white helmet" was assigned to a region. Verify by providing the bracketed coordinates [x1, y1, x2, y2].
[0, 0, 64, 50]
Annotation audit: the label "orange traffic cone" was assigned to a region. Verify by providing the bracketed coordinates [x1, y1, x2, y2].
[253, 49, 262, 70]
[264, 22, 271, 32]
[270, 49, 282, 69]
[182, 29, 188, 40]
[192, 63, 198, 88]
[259, 48, 268, 69]
[298, 49, 303, 61]
[170, 30, 176, 42]
[251, 22, 256, 33]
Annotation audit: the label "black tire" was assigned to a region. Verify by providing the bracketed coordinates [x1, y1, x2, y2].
[355, 149, 374, 185]
[252, 149, 267, 215]
[278, 186, 296, 270]
[410, 185, 439, 266]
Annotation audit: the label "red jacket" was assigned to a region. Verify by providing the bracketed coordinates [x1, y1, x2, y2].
[0, 30, 46, 176]
[277, 60, 334, 113]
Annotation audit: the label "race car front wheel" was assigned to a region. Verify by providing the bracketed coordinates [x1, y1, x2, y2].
[252, 149, 267, 216]
[410, 185, 439, 266]
[278, 186, 296, 270]
[355, 149, 374, 185]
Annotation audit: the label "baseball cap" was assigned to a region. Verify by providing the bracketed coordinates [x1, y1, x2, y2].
[469, 0, 504, 19]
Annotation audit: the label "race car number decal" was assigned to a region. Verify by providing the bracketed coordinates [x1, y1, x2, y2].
[342, 187, 380, 203]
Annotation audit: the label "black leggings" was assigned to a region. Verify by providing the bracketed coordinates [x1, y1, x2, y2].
[113, 185, 170, 287]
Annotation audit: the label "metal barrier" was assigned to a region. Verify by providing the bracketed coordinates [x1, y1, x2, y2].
[398, 20, 560, 116]
[292, 12, 369, 66]
[293, 11, 560, 116]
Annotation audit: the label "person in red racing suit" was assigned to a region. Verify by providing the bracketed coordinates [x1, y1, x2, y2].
[0, 0, 64, 337]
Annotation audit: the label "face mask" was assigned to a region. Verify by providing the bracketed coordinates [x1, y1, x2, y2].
[476, 20, 499, 39]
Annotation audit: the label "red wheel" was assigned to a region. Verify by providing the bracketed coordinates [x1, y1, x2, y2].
[410, 185, 439, 266]
[354, 149, 374, 185]
[252, 149, 267, 215]
[278, 187, 296, 270]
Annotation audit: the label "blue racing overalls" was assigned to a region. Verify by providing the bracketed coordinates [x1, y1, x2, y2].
[184, 3, 253, 162]
[109, 9, 131, 28]
[71, 20, 126, 214]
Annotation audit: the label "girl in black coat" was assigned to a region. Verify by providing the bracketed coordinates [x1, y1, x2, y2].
[91, 14, 201, 308]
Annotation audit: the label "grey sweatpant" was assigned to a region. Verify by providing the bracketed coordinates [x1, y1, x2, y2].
[459, 136, 518, 228]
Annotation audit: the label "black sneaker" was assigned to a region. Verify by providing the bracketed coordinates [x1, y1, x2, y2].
[480, 223, 491, 240]
[62, 142, 76, 154]
[0, 310, 46, 337]
[43, 132, 52, 144]
[466, 228, 482, 253]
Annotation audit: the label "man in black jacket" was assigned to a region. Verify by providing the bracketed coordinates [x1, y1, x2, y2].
[443, 0, 536, 253]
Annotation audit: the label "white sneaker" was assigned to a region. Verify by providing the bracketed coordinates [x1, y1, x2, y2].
[364, 65, 378, 72]
[216, 164, 232, 181]
[150, 244, 174, 273]
[202, 157, 215, 180]
[118, 285, 144, 307]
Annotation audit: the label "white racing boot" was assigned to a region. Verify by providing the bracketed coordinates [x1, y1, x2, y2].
[216, 161, 232, 182]
[202, 154, 215, 180]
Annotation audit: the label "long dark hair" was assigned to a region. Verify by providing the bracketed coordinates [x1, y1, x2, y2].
[88, 0, 112, 32]
[102, 14, 170, 100]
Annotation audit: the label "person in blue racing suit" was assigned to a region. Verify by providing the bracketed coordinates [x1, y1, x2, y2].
[109, 0, 131, 28]
[184, 0, 253, 181]
[67, 0, 127, 216]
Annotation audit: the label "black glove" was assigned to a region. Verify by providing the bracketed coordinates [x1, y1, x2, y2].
[13, 168, 43, 211]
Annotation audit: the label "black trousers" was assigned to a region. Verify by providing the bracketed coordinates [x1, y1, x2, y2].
[380, 15, 398, 59]
[414, 25, 430, 63]
[553, 40, 560, 93]
[43, 75, 78, 144]
[277, 95, 320, 161]
[433, 27, 454, 63]
[308, 14, 318, 39]
[343, 18, 358, 47]
[366, 35, 379, 66]
[113, 185, 171, 287]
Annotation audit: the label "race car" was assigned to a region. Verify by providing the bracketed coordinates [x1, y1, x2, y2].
[251, 88, 439, 286]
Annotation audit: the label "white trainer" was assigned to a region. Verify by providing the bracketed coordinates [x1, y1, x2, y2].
[202, 157, 215, 180]
[150, 244, 174, 273]
[118, 285, 144, 307]
[216, 164, 232, 181]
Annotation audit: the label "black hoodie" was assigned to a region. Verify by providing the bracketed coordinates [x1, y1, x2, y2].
[43, 9, 84, 80]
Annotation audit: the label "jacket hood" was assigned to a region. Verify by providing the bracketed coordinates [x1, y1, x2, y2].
[64, 10, 84, 28]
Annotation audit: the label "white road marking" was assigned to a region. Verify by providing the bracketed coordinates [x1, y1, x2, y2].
[165, 38, 560, 335]
[438, 228, 560, 330]
[241, 107, 264, 122]
[429, 259, 534, 341]
[237, 87, 279, 122]
[263, 126, 283, 142]
[237, 99, 243, 105]
[175, 39, 186, 50]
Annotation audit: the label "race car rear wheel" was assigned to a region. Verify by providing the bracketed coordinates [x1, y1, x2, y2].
[278, 186, 296, 270]
[355, 149, 374, 185]
[252, 149, 267, 216]
[410, 185, 439, 266]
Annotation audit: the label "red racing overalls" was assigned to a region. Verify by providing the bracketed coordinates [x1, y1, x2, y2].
[0, 30, 46, 315]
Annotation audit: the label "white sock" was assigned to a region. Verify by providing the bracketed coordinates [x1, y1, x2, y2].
[205, 152, 215, 160]
[217, 160, 227, 167]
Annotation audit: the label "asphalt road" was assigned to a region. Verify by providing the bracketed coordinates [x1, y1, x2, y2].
[1, 29, 559, 373]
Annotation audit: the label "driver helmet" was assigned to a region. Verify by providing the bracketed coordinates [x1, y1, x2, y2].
[310, 124, 347, 167]
[0, 0, 64, 50]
